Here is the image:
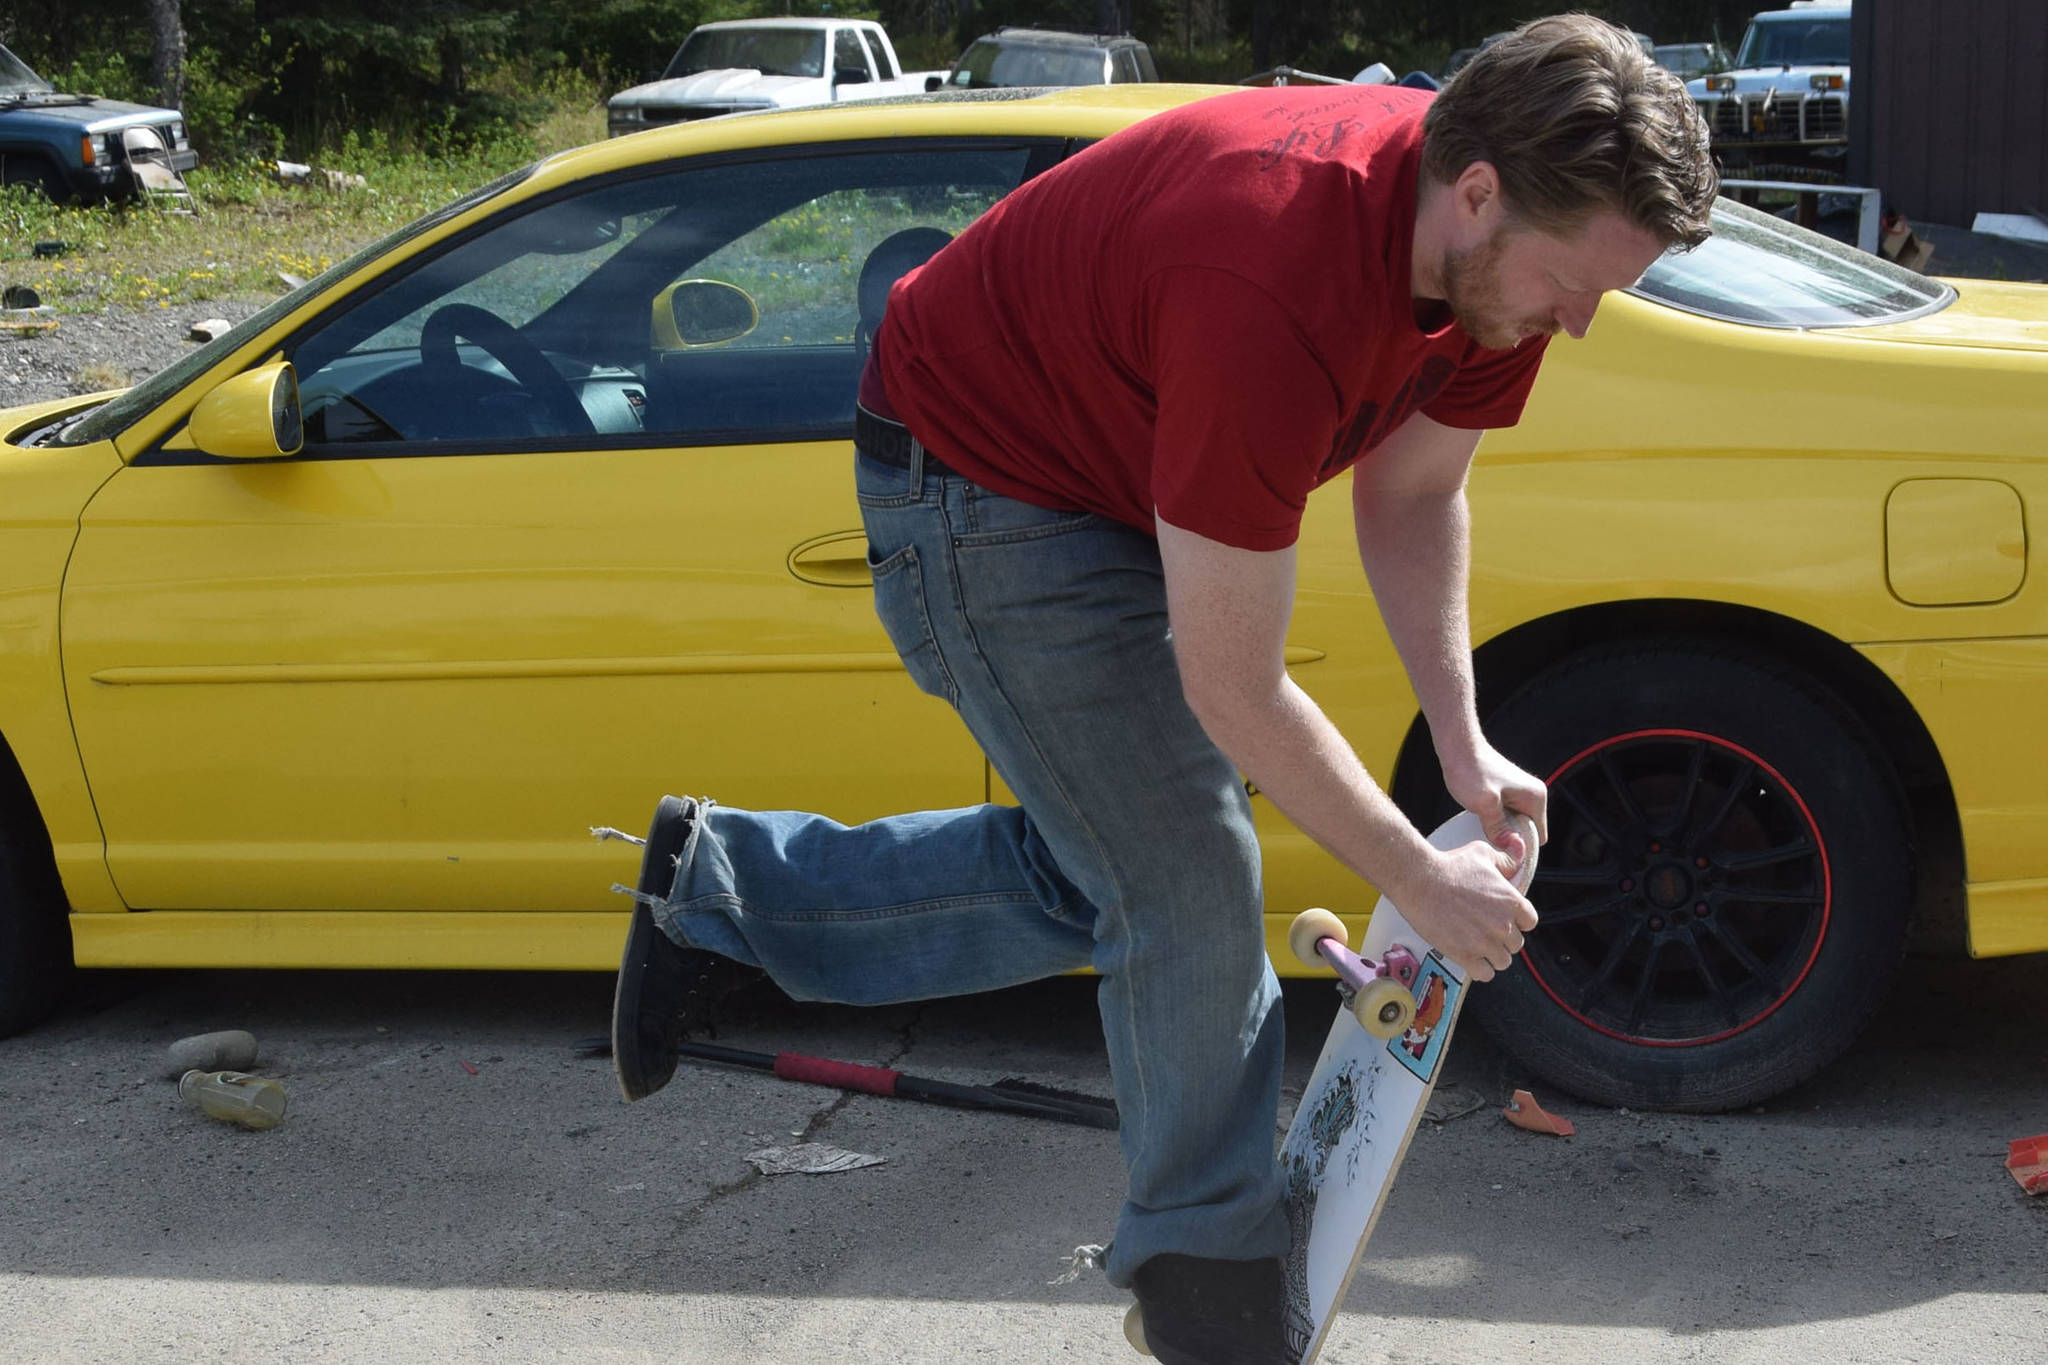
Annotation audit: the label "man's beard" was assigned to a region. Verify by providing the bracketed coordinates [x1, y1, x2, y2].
[1443, 229, 1555, 350]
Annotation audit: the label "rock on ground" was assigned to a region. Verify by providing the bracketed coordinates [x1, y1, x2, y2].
[2, 301, 269, 409]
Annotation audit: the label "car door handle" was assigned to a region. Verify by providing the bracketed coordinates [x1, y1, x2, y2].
[788, 531, 872, 587]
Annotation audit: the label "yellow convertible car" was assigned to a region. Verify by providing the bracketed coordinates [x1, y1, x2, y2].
[2, 86, 2042, 1112]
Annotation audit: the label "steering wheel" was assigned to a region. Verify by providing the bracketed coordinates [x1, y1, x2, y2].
[419, 303, 595, 436]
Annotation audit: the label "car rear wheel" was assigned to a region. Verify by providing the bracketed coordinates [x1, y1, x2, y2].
[1462, 639, 1912, 1112]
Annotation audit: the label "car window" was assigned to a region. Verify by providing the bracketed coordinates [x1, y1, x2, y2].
[833, 30, 870, 81]
[53, 161, 540, 449]
[858, 29, 888, 78]
[1654, 43, 1720, 78]
[950, 42, 1107, 88]
[692, 181, 998, 350]
[282, 144, 1043, 452]
[1630, 197, 1953, 329]
[1, 43, 52, 93]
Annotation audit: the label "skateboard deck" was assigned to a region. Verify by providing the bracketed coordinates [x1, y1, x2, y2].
[1278, 809, 1538, 1364]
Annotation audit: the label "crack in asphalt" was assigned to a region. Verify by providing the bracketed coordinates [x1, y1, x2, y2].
[672, 1003, 930, 1226]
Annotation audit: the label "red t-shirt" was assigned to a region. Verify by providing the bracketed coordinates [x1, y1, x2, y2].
[871, 85, 1549, 551]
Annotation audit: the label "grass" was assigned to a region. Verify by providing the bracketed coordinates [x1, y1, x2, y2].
[0, 77, 1035, 366]
[0, 80, 607, 316]
[71, 360, 128, 392]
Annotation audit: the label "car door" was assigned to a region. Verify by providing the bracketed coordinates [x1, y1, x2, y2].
[61, 140, 1052, 914]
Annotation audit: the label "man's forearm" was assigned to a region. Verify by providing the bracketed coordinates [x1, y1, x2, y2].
[1181, 667, 1439, 903]
[1157, 510, 1537, 973]
[1354, 485, 1482, 762]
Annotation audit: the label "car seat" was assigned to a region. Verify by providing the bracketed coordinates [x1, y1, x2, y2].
[856, 226, 954, 362]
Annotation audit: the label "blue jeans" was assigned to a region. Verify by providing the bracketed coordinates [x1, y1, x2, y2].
[656, 438, 1288, 1286]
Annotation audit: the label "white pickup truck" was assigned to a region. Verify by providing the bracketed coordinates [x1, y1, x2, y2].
[607, 18, 943, 135]
[1686, 1, 1852, 179]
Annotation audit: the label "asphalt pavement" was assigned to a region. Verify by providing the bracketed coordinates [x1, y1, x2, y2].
[1, 949, 2044, 1363]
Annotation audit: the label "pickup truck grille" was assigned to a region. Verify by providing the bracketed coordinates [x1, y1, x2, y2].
[1697, 93, 1846, 144]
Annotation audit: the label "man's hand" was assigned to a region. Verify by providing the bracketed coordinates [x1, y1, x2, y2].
[1441, 737, 1549, 848]
[1399, 834, 1539, 982]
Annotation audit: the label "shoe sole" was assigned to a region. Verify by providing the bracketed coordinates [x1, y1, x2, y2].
[611, 795, 695, 1102]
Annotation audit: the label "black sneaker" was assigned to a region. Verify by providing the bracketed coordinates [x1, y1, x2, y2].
[1130, 1253, 1295, 1365]
[611, 795, 757, 1102]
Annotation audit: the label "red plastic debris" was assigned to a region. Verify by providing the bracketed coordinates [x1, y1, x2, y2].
[1501, 1088, 1576, 1137]
[2006, 1135, 2048, 1195]
[459, 1060, 479, 1075]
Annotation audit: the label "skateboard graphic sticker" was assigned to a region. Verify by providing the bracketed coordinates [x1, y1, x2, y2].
[1387, 953, 1461, 1083]
[1279, 1041, 1385, 1358]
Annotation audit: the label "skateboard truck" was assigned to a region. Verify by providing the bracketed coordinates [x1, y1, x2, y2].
[1288, 907, 1420, 1039]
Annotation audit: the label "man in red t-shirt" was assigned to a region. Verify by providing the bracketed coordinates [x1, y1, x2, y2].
[872, 85, 1552, 552]
[613, 17, 1715, 1363]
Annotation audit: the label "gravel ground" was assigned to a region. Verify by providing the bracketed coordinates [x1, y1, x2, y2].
[2, 299, 269, 410]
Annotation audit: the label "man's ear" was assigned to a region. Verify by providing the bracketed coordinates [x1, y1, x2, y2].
[1450, 160, 1506, 233]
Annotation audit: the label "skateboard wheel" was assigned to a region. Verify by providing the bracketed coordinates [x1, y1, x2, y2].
[1353, 976, 1416, 1039]
[1123, 1302, 1152, 1356]
[1289, 907, 1347, 968]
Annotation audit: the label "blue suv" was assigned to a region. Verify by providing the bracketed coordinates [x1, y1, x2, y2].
[1, 42, 197, 203]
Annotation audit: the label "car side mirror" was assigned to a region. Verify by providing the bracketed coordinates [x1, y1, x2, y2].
[163, 361, 303, 459]
[834, 65, 870, 86]
[653, 279, 760, 350]
[925, 74, 943, 92]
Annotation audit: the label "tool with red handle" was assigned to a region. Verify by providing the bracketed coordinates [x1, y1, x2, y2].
[576, 1035, 1119, 1129]
[681, 1043, 1119, 1129]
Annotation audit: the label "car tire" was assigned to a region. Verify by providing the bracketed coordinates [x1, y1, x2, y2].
[0, 817, 72, 1038]
[1458, 638, 1912, 1112]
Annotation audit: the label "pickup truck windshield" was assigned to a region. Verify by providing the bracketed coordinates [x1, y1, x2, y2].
[1736, 17, 1850, 67]
[664, 30, 826, 80]
[1631, 197, 1951, 329]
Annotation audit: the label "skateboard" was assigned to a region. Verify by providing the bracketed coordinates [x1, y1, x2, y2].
[1274, 808, 1538, 1363]
[1119, 808, 1538, 1363]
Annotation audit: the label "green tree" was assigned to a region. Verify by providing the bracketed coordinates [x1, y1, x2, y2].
[0, 0, 1771, 161]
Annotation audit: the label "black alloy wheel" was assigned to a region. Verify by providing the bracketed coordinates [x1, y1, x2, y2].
[1529, 727, 1830, 1046]
[1462, 639, 1913, 1112]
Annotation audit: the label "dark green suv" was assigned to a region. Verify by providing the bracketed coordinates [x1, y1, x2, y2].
[928, 27, 1159, 90]
[0, 42, 197, 203]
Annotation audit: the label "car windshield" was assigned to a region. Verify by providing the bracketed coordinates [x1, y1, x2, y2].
[950, 41, 1106, 88]
[1654, 44, 1721, 78]
[1632, 197, 1953, 329]
[0, 44, 53, 95]
[1737, 16, 1850, 67]
[663, 29, 825, 80]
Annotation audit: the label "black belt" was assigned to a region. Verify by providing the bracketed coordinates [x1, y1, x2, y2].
[856, 404, 955, 477]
